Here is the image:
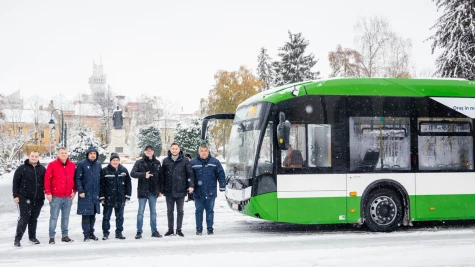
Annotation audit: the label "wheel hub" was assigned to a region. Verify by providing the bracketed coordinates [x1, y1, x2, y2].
[369, 196, 397, 226]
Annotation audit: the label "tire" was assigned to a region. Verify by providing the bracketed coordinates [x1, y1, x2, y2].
[364, 188, 403, 232]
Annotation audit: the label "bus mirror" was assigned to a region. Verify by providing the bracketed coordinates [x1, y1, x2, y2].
[277, 112, 290, 150]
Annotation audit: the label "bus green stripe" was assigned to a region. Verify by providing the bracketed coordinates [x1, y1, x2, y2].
[241, 193, 475, 224]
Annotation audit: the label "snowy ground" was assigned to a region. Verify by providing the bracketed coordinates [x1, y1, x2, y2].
[1, 164, 475, 267]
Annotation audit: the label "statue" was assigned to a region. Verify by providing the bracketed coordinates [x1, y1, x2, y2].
[112, 106, 124, 129]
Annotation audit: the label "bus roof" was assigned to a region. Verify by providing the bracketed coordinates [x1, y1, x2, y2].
[239, 78, 475, 108]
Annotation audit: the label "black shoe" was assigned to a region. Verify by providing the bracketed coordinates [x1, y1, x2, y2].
[164, 229, 174, 236]
[89, 234, 99, 241]
[207, 230, 214, 235]
[84, 237, 91, 242]
[29, 237, 40, 244]
[49, 238, 55, 244]
[196, 231, 202, 236]
[61, 236, 74, 243]
[115, 233, 126, 240]
[14, 240, 21, 247]
[135, 232, 142, 239]
[176, 229, 184, 237]
[102, 235, 109, 240]
[151, 231, 162, 238]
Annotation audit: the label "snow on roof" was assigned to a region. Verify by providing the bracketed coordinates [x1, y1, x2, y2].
[2, 109, 51, 124]
[73, 103, 103, 117]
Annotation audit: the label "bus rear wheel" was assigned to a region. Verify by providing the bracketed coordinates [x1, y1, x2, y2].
[364, 188, 402, 232]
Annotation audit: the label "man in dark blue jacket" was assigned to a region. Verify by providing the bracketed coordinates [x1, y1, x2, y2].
[100, 153, 132, 240]
[190, 144, 225, 235]
[75, 146, 102, 242]
[12, 150, 45, 247]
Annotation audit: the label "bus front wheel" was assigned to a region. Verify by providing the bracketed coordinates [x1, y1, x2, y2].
[364, 188, 403, 232]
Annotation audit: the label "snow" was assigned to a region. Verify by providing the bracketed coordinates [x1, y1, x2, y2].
[2, 165, 475, 266]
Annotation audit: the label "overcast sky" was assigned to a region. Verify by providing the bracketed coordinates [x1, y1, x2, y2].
[0, 0, 440, 113]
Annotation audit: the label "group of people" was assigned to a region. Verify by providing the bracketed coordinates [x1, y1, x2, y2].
[12, 142, 226, 247]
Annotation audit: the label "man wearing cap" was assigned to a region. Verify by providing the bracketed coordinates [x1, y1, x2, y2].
[75, 146, 102, 242]
[100, 153, 132, 240]
[131, 145, 162, 239]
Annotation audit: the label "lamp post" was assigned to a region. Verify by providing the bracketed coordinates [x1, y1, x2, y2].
[49, 109, 65, 148]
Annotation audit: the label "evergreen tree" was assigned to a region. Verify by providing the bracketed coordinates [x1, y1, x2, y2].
[174, 118, 205, 158]
[273, 31, 319, 86]
[430, 0, 475, 80]
[69, 127, 107, 163]
[137, 125, 162, 156]
[257, 47, 274, 90]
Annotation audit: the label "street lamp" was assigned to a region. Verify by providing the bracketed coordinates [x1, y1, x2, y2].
[49, 109, 65, 148]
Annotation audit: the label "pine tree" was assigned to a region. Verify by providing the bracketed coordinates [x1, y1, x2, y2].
[430, 0, 475, 80]
[137, 125, 162, 156]
[173, 118, 206, 158]
[257, 47, 274, 90]
[69, 127, 107, 163]
[273, 31, 319, 86]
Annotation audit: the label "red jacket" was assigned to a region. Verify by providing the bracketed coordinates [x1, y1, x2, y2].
[44, 158, 77, 197]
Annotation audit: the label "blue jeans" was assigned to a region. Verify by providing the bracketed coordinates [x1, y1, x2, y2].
[102, 204, 125, 235]
[137, 193, 157, 233]
[49, 196, 72, 238]
[194, 196, 216, 232]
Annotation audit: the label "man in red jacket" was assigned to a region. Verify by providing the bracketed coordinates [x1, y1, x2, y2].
[44, 147, 77, 244]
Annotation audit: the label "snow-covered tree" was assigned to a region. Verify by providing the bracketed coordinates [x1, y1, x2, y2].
[273, 31, 319, 86]
[257, 47, 274, 90]
[174, 118, 206, 158]
[137, 125, 162, 156]
[430, 0, 475, 80]
[68, 127, 107, 163]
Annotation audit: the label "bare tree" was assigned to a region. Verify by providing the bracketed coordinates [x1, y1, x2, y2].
[135, 94, 159, 127]
[157, 96, 180, 150]
[382, 35, 413, 78]
[0, 97, 41, 165]
[328, 44, 365, 77]
[93, 86, 116, 144]
[329, 16, 413, 78]
[354, 16, 392, 77]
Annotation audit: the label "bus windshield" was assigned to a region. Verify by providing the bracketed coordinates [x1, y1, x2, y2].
[226, 103, 268, 181]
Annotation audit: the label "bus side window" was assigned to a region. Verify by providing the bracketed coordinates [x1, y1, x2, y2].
[282, 124, 306, 168]
[418, 118, 474, 171]
[307, 124, 332, 167]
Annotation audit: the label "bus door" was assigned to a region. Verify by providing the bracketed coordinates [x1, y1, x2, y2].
[276, 123, 347, 224]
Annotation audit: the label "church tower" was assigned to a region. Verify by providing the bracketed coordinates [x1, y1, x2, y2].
[89, 58, 106, 99]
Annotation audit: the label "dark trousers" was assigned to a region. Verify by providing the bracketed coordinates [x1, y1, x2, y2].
[15, 198, 44, 241]
[194, 196, 216, 232]
[81, 205, 97, 237]
[102, 204, 124, 236]
[166, 196, 185, 231]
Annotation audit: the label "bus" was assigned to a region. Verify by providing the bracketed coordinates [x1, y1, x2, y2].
[202, 78, 475, 232]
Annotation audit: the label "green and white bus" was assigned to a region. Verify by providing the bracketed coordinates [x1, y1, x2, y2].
[202, 78, 475, 232]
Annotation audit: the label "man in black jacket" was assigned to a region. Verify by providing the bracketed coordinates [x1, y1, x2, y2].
[159, 143, 194, 237]
[100, 153, 132, 240]
[131, 145, 162, 239]
[12, 150, 45, 247]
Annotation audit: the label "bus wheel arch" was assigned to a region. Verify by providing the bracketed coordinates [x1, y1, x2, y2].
[360, 180, 411, 232]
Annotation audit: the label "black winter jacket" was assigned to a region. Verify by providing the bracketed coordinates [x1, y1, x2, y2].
[130, 155, 161, 198]
[159, 151, 194, 198]
[100, 164, 132, 207]
[12, 159, 45, 201]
